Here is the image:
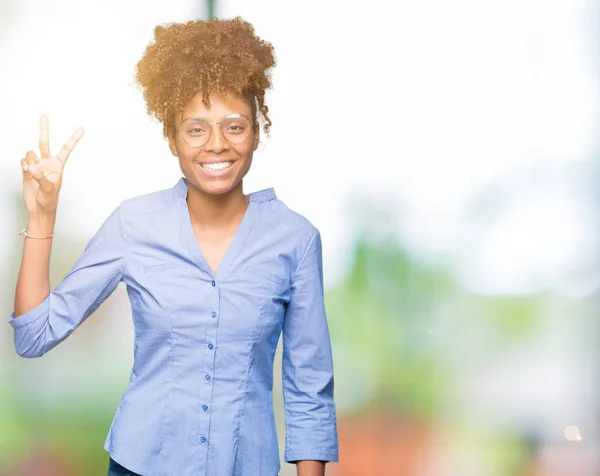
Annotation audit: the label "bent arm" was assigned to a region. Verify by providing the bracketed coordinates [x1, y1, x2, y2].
[9, 205, 126, 357]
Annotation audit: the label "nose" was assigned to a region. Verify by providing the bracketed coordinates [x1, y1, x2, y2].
[204, 122, 229, 153]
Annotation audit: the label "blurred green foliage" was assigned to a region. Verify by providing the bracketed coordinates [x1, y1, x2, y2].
[326, 236, 453, 419]
[326, 233, 545, 421]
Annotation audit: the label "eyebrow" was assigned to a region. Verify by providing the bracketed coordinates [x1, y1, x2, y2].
[181, 113, 245, 122]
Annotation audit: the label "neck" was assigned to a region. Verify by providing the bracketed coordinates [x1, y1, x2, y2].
[185, 180, 249, 231]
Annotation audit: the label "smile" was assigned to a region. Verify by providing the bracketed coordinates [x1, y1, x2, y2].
[200, 161, 233, 171]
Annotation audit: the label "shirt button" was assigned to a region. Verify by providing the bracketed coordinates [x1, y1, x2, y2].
[200, 436, 206, 443]
[205, 374, 211, 381]
[211, 280, 216, 287]
[207, 343, 213, 350]
[202, 404, 208, 412]
[211, 311, 217, 318]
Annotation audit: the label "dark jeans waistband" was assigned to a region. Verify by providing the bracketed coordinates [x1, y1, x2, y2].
[107, 457, 143, 476]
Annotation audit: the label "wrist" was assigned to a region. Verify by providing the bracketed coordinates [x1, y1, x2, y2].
[296, 461, 326, 476]
[27, 213, 56, 236]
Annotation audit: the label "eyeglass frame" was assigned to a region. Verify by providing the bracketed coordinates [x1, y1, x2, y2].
[174, 113, 256, 148]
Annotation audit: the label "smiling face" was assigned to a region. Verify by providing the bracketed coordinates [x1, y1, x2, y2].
[168, 90, 260, 197]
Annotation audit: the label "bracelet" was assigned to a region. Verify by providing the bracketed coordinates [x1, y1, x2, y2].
[18, 228, 54, 239]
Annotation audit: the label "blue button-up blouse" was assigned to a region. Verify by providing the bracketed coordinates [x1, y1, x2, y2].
[8, 177, 339, 476]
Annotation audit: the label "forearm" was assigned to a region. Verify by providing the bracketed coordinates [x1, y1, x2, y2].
[14, 213, 55, 317]
[296, 460, 325, 476]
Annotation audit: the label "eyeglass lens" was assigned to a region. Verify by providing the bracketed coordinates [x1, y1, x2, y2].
[180, 115, 251, 147]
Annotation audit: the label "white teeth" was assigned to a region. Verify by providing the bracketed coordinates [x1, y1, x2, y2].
[201, 161, 233, 171]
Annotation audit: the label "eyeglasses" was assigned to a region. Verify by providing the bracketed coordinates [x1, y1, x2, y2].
[176, 113, 252, 148]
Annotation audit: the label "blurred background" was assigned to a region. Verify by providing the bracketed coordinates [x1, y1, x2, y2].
[1, 0, 599, 474]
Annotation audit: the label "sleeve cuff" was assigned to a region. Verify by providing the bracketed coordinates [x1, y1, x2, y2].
[7, 294, 51, 329]
[285, 448, 339, 463]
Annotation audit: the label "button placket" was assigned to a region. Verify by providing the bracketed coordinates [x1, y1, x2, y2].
[199, 276, 219, 449]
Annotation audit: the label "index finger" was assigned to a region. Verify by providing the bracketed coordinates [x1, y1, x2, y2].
[39, 114, 50, 158]
[57, 127, 85, 164]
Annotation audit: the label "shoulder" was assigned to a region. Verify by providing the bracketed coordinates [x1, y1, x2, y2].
[117, 184, 179, 218]
[263, 195, 319, 241]
[105, 185, 180, 244]
[264, 197, 325, 281]
[259, 194, 322, 263]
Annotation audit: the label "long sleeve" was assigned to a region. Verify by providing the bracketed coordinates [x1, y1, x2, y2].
[7, 204, 127, 358]
[282, 229, 339, 463]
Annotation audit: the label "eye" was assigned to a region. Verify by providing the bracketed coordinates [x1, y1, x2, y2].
[224, 122, 247, 133]
[187, 127, 207, 134]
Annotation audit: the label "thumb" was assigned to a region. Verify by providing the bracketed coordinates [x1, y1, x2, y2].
[28, 164, 54, 194]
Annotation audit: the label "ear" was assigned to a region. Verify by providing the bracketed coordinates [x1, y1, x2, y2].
[168, 133, 178, 157]
[252, 123, 260, 151]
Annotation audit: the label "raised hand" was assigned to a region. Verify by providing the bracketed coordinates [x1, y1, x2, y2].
[21, 115, 84, 216]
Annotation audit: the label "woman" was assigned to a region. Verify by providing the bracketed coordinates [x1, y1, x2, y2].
[9, 17, 338, 476]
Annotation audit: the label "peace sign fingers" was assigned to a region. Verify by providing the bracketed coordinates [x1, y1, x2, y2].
[56, 126, 85, 164]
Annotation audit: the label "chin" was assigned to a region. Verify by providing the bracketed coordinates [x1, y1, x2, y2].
[193, 179, 237, 196]
[204, 185, 234, 195]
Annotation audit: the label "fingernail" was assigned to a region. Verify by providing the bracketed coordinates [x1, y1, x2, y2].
[23, 165, 28, 171]
[29, 165, 36, 173]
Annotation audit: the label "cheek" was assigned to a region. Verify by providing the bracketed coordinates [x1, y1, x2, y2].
[235, 149, 253, 173]
[175, 144, 201, 164]
[234, 141, 255, 161]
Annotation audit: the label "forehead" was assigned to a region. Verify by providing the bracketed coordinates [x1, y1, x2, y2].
[181, 90, 252, 120]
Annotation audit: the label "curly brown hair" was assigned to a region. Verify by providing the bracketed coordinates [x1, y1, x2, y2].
[135, 17, 276, 139]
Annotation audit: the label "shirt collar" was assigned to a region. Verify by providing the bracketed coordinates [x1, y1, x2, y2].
[173, 177, 276, 202]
